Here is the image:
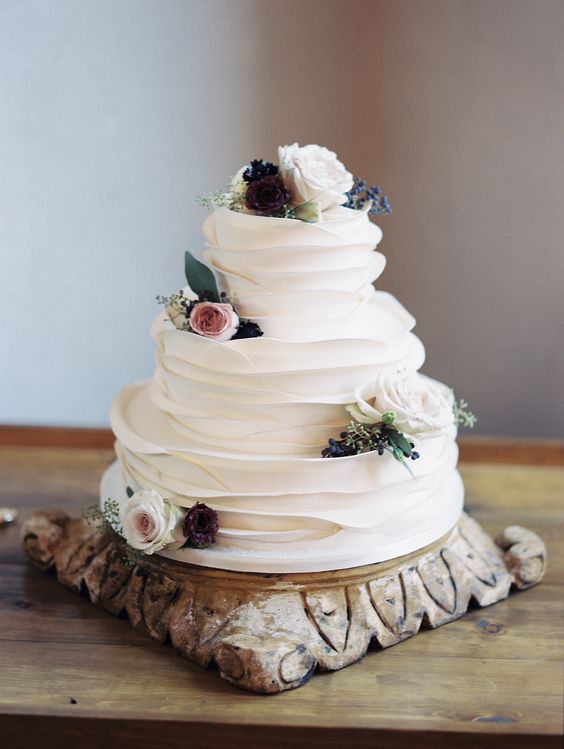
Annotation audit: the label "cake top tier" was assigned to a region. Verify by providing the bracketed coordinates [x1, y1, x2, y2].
[163, 144, 393, 344]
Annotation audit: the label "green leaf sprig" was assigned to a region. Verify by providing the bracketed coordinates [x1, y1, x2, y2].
[453, 398, 477, 428]
[184, 251, 220, 301]
[81, 493, 141, 567]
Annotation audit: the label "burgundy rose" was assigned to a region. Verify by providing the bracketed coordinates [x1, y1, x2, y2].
[245, 175, 291, 214]
[189, 301, 239, 342]
[182, 502, 219, 548]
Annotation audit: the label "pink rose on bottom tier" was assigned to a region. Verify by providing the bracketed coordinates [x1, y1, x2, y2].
[189, 301, 239, 342]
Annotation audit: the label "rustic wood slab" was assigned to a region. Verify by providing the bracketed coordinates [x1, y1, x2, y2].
[0, 444, 563, 747]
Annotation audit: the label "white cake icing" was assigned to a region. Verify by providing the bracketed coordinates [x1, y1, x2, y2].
[102, 202, 464, 572]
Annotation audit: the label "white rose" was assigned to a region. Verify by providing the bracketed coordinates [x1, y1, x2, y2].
[346, 370, 455, 436]
[278, 143, 354, 211]
[119, 489, 184, 554]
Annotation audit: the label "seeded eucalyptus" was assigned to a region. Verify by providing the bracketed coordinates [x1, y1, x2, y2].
[197, 183, 246, 213]
[322, 410, 420, 467]
[82, 497, 141, 567]
[82, 497, 122, 532]
[453, 398, 477, 428]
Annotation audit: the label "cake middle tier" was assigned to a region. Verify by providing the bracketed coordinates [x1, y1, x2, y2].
[149, 299, 425, 455]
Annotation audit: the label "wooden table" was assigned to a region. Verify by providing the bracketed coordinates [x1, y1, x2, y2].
[1, 439, 563, 748]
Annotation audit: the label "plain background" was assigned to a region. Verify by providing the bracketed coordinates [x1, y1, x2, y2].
[1, 0, 563, 437]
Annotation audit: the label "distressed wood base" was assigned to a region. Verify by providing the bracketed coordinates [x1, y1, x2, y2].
[21, 509, 546, 694]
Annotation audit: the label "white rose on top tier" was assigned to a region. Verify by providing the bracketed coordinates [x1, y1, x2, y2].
[119, 489, 184, 554]
[278, 143, 354, 211]
[347, 370, 456, 436]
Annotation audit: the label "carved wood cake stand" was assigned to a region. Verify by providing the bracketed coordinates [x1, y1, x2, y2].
[22, 509, 546, 694]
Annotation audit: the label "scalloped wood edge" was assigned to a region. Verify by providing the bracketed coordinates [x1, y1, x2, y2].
[21, 509, 546, 693]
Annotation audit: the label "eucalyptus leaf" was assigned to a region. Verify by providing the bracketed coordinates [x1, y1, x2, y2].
[385, 428, 413, 457]
[185, 251, 219, 301]
[392, 447, 405, 462]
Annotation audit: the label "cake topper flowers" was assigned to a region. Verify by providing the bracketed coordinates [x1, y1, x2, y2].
[157, 251, 263, 341]
[197, 143, 391, 222]
[322, 370, 475, 474]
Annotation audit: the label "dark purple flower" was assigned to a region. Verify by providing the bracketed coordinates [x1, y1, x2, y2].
[245, 175, 290, 214]
[242, 159, 278, 184]
[182, 502, 219, 548]
[231, 320, 263, 339]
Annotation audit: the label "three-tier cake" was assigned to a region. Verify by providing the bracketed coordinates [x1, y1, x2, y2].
[100, 143, 466, 573]
[22, 143, 546, 694]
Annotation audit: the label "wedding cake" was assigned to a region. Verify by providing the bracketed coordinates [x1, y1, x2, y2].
[100, 144, 471, 573]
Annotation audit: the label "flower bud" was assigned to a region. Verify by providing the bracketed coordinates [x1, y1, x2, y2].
[381, 410, 397, 425]
[292, 201, 321, 223]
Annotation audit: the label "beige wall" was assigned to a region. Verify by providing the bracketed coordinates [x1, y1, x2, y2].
[1, 0, 562, 436]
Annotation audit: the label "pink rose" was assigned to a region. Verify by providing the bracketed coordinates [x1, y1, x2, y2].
[189, 301, 239, 342]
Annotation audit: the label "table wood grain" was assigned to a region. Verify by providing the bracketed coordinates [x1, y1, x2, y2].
[0, 443, 563, 749]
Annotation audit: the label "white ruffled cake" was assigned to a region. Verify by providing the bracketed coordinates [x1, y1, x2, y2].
[101, 144, 464, 573]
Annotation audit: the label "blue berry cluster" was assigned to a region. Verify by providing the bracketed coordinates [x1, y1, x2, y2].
[345, 177, 392, 215]
[324, 435, 356, 458]
[232, 321, 263, 339]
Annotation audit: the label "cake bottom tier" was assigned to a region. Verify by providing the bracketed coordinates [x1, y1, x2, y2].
[100, 459, 464, 573]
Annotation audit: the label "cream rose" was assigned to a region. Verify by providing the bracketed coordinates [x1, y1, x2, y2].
[166, 294, 190, 331]
[120, 489, 184, 554]
[189, 301, 239, 342]
[278, 143, 354, 211]
[346, 370, 455, 436]
[230, 166, 248, 202]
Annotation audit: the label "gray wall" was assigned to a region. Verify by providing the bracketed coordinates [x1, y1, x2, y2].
[1, 0, 562, 436]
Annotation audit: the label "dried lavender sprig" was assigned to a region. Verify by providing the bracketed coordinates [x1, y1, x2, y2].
[345, 176, 392, 215]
